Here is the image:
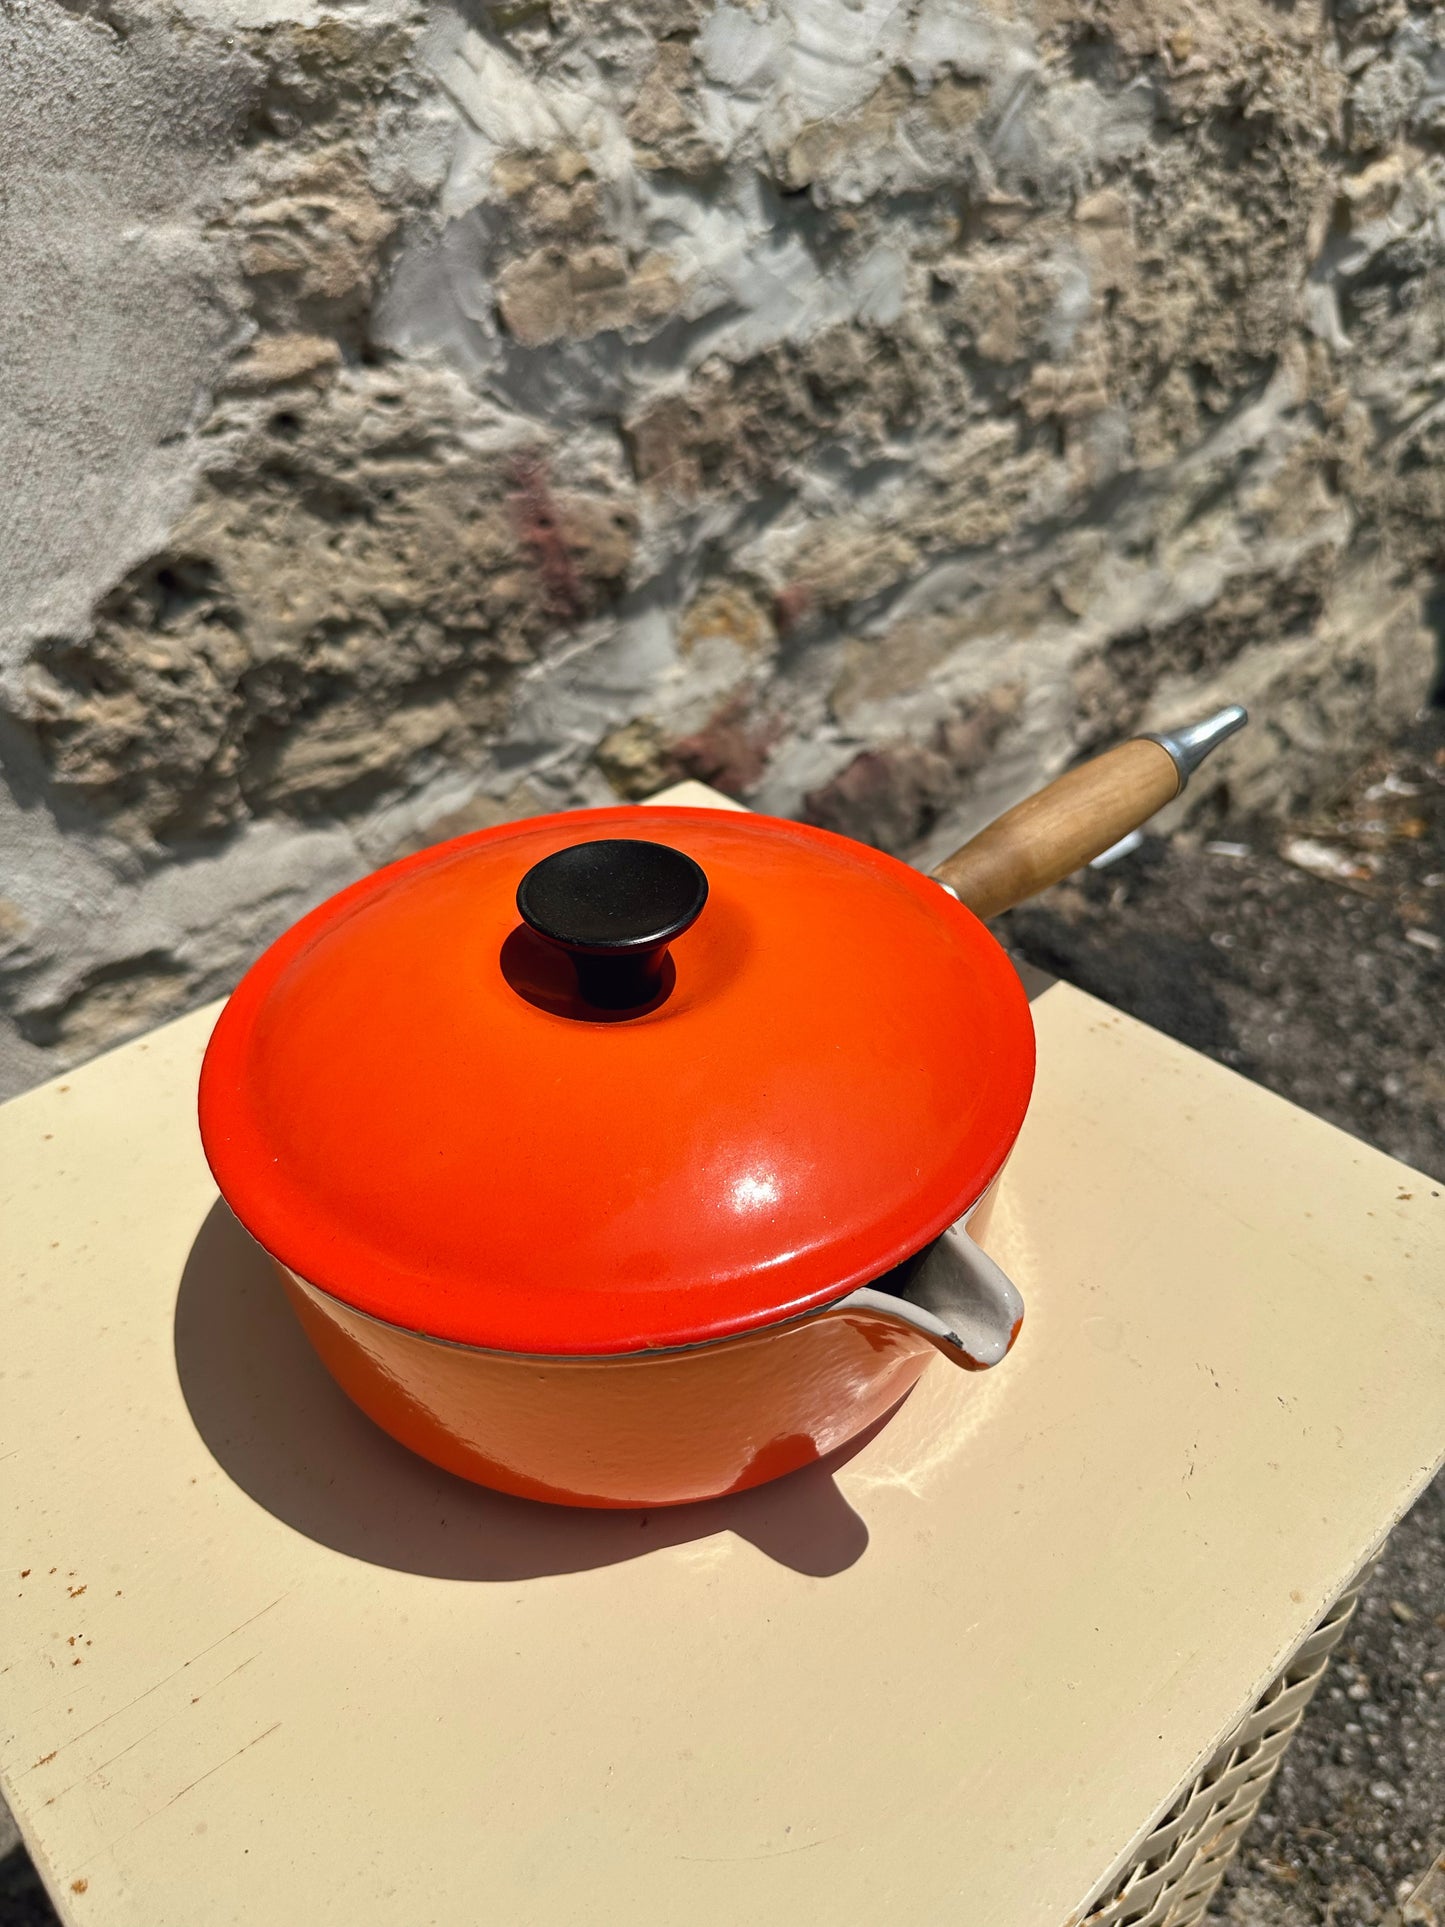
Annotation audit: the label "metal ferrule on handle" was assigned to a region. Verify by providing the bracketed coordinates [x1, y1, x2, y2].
[1141, 705, 1248, 788]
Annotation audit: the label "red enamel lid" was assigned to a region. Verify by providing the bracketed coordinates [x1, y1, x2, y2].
[199, 807, 1034, 1356]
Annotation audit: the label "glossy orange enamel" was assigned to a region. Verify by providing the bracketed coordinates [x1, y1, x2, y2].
[200, 808, 1035, 1357]
[279, 1264, 941, 1507]
[274, 1179, 1015, 1508]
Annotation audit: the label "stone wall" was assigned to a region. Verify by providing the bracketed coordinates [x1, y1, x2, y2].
[1, 0, 1441, 1094]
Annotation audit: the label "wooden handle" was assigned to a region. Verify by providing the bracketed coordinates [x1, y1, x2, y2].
[933, 737, 1180, 920]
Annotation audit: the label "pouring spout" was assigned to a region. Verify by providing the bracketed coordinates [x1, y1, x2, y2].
[830, 1223, 1024, 1370]
[1143, 704, 1248, 790]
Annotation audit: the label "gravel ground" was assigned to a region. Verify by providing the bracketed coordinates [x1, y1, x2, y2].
[3, 715, 1441, 1926]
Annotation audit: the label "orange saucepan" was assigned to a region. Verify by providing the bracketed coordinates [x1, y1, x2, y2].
[199, 709, 1244, 1507]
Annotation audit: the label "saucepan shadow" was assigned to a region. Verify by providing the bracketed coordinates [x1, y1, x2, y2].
[174, 1202, 887, 1582]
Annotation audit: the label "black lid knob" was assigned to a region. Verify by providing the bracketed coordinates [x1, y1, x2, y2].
[515, 839, 708, 1011]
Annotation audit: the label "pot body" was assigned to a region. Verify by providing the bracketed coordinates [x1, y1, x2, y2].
[280, 1269, 932, 1507]
[276, 1185, 1008, 1509]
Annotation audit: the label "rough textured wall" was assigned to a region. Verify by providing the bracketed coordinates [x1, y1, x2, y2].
[0, 0, 1441, 1093]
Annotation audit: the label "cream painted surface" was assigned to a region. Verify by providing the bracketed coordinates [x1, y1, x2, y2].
[2, 978, 1443, 1923]
[644, 778, 753, 812]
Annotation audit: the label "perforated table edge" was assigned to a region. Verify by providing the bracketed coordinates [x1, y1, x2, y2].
[1077, 1551, 1381, 1927]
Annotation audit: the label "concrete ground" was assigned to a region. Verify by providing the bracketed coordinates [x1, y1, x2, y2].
[3, 712, 1442, 1924]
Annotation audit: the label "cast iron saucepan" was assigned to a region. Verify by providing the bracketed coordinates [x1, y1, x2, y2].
[199, 708, 1244, 1506]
